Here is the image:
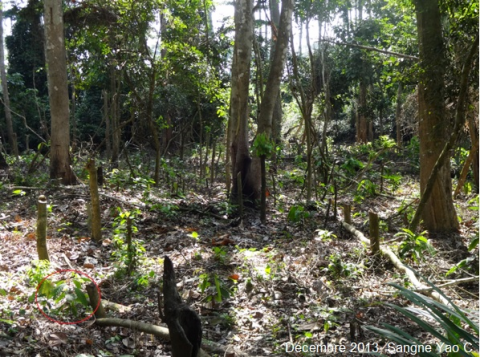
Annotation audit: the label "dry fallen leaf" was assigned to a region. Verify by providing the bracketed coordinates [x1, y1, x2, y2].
[48, 332, 68, 346]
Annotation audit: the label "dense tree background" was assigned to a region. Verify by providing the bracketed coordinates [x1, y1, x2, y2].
[0, 0, 477, 354]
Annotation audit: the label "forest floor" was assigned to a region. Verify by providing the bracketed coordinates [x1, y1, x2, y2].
[0, 150, 478, 357]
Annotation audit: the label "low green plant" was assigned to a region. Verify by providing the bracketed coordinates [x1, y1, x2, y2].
[405, 136, 420, 167]
[287, 205, 310, 224]
[446, 235, 479, 276]
[111, 208, 145, 274]
[366, 269, 479, 357]
[316, 229, 337, 242]
[341, 157, 365, 175]
[397, 229, 435, 263]
[383, 173, 402, 192]
[36, 271, 92, 321]
[199, 273, 230, 303]
[212, 246, 228, 264]
[327, 253, 362, 278]
[354, 179, 377, 203]
[151, 203, 178, 218]
[213, 201, 236, 216]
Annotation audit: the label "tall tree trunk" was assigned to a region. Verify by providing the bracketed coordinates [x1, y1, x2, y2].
[229, 0, 254, 201]
[44, 0, 76, 184]
[257, 0, 293, 137]
[269, 0, 284, 147]
[102, 90, 111, 159]
[110, 68, 120, 166]
[0, 152, 7, 169]
[357, 80, 368, 143]
[413, 0, 458, 232]
[395, 82, 403, 147]
[468, 113, 479, 193]
[290, 24, 313, 202]
[0, 1, 17, 156]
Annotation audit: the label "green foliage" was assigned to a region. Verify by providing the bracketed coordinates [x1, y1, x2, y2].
[354, 179, 377, 203]
[405, 136, 420, 166]
[341, 157, 364, 175]
[199, 273, 230, 303]
[327, 253, 363, 278]
[316, 229, 337, 242]
[151, 203, 179, 218]
[26, 260, 53, 292]
[212, 246, 228, 264]
[383, 173, 402, 191]
[376, 135, 396, 150]
[111, 208, 145, 274]
[252, 133, 274, 157]
[36, 271, 93, 321]
[446, 233, 479, 277]
[397, 229, 435, 264]
[287, 205, 310, 224]
[366, 271, 479, 357]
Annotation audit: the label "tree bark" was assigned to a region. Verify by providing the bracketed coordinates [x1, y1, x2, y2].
[229, 0, 254, 201]
[395, 82, 403, 147]
[270, 0, 283, 150]
[36, 195, 49, 261]
[454, 138, 479, 198]
[0, 150, 7, 169]
[0, 2, 18, 156]
[44, 0, 76, 185]
[257, 0, 293, 137]
[409, 34, 477, 232]
[86, 158, 102, 242]
[412, 2, 476, 232]
[356, 80, 368, 143]
[467, 112, 479, 193]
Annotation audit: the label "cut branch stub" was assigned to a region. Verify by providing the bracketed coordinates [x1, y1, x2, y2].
[36, 195, 49, 261]
[163, 256, 202, 357]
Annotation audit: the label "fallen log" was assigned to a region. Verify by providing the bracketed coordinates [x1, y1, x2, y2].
[93, 318, 253, 357]
[341, 220, 450, 305]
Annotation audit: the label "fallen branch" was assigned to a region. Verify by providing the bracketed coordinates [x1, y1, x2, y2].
[95, 317, 169, 339]
[416, 276, 479, 292]
[94, 318, 253, 357]
[341, 221, 450, 306]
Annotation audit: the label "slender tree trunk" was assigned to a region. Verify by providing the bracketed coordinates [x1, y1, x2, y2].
[413, 0, 459, 232]
[146, 67, 161, 184]
[110, 69, 120, 166]
[86, 158, 102, 243]
[229, 0, 254, 201]
[70, 80, 77, 151]
[320, 38, 331, 155]
[268, 0, 285, 147]
[257, 0, 293, 137]
[395, 82, 403, 147]
[289, 23, 313, 202]
[357, 81, 368, 143]
[44, 0, 76, 185]
[0, 2, 17, 156]
[102, 90, 111, 159]
[468, 112, 479, 193]
[0, 150, 7, 169]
